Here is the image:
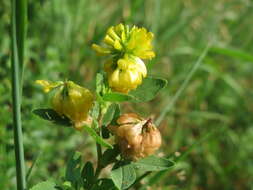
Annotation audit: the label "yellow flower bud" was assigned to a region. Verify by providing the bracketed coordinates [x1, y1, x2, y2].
[52, 81, 94, 129]
[105, 56, 147, 93]
[109, 113, 162, 161]
[36, 80, 94, 129]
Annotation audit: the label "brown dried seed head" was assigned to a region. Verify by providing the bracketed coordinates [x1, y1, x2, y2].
[108, 113, 162, 161]
[116, 113, 142, 125]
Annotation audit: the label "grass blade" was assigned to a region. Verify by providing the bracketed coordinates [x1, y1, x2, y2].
[11, 0, 27, 189]
[155, 42, 212, 126]
[139, 126, 226, 189]
[210, 46, 253, 62]
[26, 152, 41, 182]
[15, 0, 27, 83]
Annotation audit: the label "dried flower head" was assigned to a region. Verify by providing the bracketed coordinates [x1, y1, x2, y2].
[36, 80, 94, 130]
[109, 113, 161, 161]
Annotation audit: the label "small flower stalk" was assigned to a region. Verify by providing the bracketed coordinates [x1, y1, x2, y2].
[109, 113, 162, 161]
[36, 80, 94, 130]
[92, 23, 155, 93]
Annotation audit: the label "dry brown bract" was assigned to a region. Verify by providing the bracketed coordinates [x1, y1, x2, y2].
[108, 113, 161, 161]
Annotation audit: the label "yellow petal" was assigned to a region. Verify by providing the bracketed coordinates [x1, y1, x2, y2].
[35, 80, 62, 93]
[114, 40, 123, 50]
[91, 44, 111, 55]
[110, 69, 120, 85]
[114, 23, 125, 36]
[107, 26, 120, 41]
[134, 57, 147, 77]
[103, 35, 115, 47]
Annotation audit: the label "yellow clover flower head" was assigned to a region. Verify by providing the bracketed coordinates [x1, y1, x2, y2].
[36, 80, 94, 130]
[104, 55, 147, 93]
[92, 23, 155, 60]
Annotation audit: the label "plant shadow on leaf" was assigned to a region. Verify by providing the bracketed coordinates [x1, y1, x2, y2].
[33, 108, 72, 127]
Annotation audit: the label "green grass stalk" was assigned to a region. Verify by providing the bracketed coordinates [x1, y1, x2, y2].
[155, 42, 212, 126]
[11, 0, 27, 189]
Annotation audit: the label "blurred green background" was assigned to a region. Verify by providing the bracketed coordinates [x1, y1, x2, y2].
[1, 0, 253, 189]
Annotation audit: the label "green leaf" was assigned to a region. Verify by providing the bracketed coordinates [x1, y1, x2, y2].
[60, 181, 74, 190]
[133, 155, 174, 172]
[102, 104, 120, 138]
[102, 125, 110, 139]
[103, 77, 167, 103]
[65, 152, 82, 185]
[111, 162, 136, 190]
[30, 181, 57, 190]
[33, 108, 72, 126]
[130, 77, 167, 102]
[65, 152, 82, 183]
[91, 179, 117, 190]
[92, 120, 99, 130]
[102, 103, 117, 126]
[91, 102, 100, 120]
[82, 161, 94, 189]
[96, 73, 104, 95]
[103, 92, 134, 102]
[83, 125, 113, 149]
[110, 104, 121, 125]
[101, 146, 120, 167]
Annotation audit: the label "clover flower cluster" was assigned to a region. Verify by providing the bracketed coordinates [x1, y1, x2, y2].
[92, 23, 155, 93]
[36, 80, 93, 130]
[36, 24, 161, 161]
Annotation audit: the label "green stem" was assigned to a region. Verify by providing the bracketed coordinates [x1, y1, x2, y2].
[94, 112, 103, 180]
[94, 143, 103, 179]
[11, 0, 27, 189]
